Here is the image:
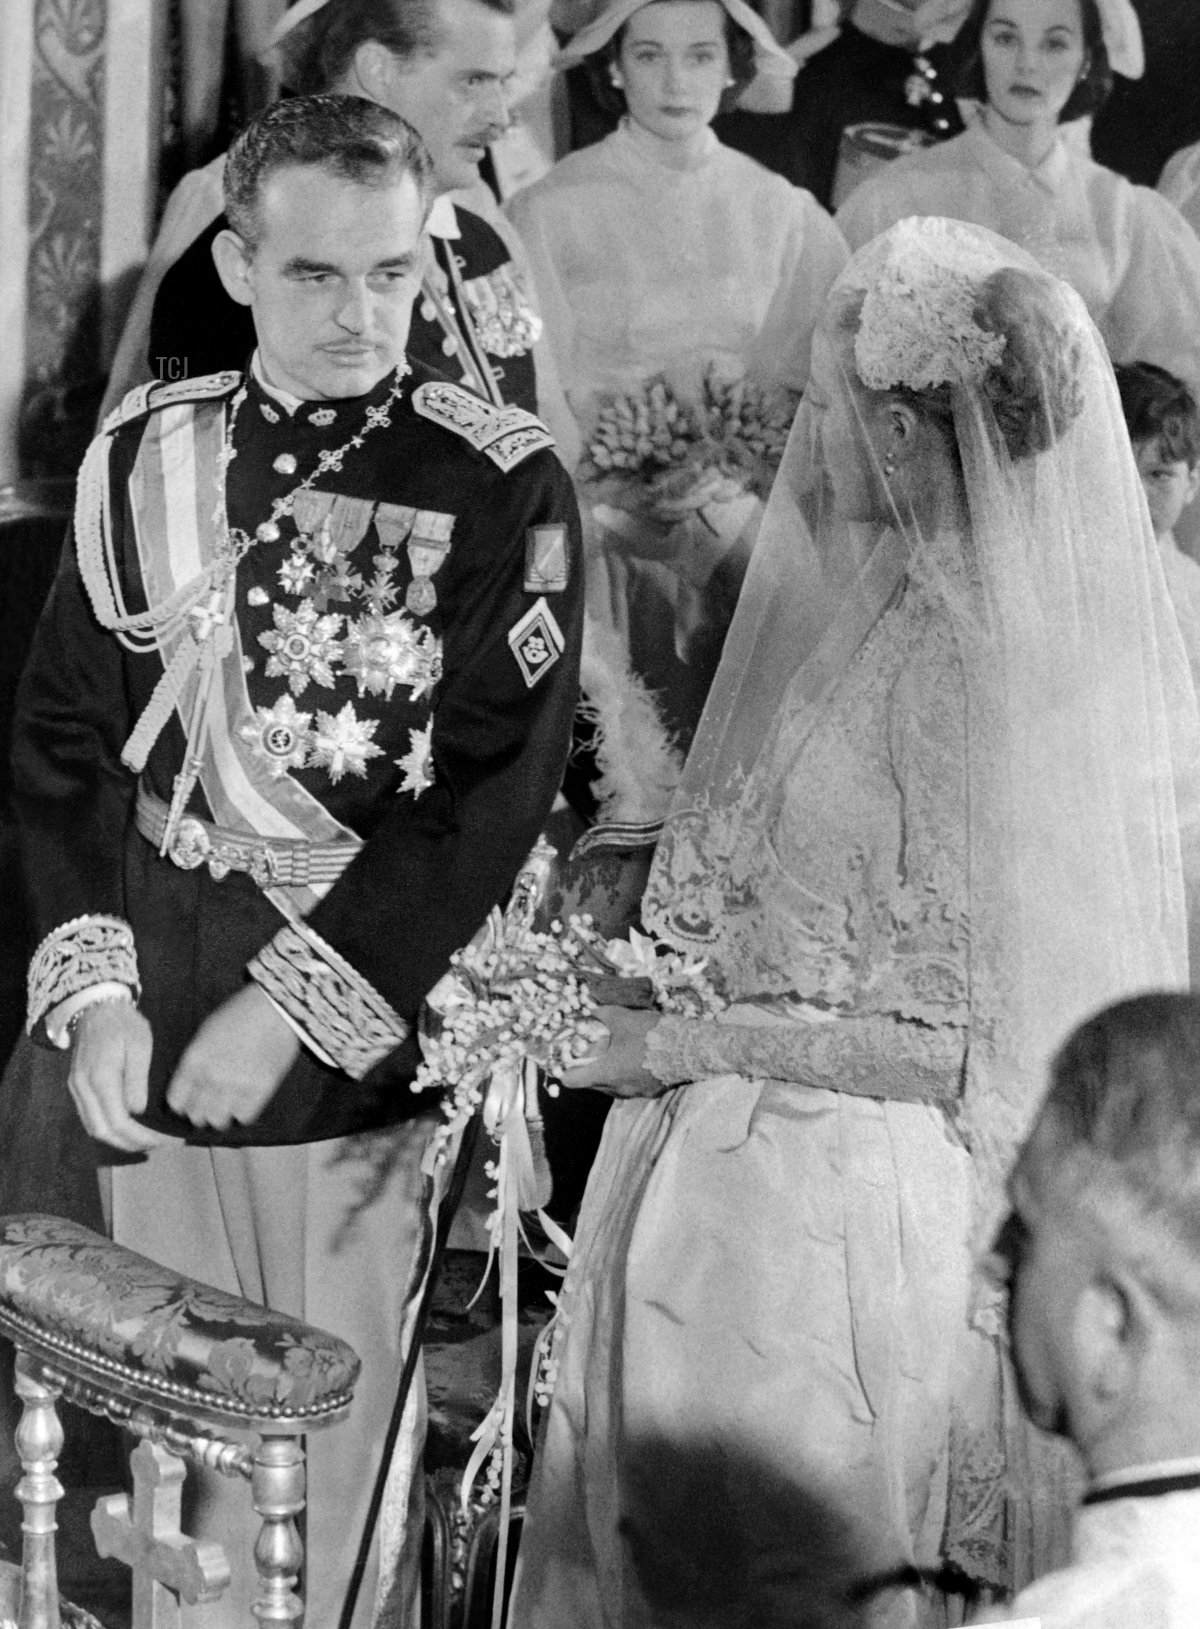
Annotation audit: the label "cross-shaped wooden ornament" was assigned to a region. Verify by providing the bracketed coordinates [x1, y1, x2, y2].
[91, 1440, 230, 1627]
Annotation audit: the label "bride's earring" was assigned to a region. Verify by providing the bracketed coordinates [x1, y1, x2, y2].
[882, 452, 897, 481]
[610, 66, 623, 87]
[725, 75, 736, 86]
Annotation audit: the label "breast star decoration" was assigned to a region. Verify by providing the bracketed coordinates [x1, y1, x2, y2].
[396, 719, 435, 798]
[310, 702, 385, 782]
[240, 694, 313, 779]
[259, 601, 345, 695]
[342, 610, 443, 702]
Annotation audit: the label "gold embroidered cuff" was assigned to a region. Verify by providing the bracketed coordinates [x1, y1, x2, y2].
[27, 916, 140, 1037]
[248, 923, 409, 1081]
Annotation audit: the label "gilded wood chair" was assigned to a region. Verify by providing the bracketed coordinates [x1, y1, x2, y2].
[0, 1213, 360, 1628]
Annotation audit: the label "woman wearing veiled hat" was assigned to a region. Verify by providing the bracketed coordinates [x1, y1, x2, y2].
[507, 0, 847, 826]
[835, 0, 1200, 407]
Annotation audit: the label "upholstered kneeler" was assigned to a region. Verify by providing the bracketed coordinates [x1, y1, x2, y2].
[0, 1213, 361, 1628]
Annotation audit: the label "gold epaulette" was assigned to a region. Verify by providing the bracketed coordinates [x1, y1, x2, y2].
[100, 370, 243, 436]
[412, 381, 555, 472]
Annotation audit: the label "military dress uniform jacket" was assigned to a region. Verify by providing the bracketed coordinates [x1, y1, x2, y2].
[150, 202, 541, 416]
[13, 359, 583, 1147]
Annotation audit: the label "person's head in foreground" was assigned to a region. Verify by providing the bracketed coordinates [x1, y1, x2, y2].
[1114, 362, 1200, 544]
[214, 93, 433, 401]
[271, 0, 519, 194]
[999, 991, 1200, 1478]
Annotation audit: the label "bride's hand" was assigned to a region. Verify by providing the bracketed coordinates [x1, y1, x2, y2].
[559, 1006, 665, 1097]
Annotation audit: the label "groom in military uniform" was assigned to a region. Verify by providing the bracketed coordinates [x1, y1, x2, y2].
[12, 94, 581, 1626]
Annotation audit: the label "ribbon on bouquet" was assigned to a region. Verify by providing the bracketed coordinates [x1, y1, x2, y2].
[458, 1056, 573, 1629]
[416, 839, 575, 1629]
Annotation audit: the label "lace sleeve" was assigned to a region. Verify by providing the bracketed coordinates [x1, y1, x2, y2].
[644, 1008, 966, 1103]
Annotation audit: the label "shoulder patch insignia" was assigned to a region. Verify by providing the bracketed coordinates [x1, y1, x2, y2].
[508, 596, 565, 687]
[525, 524, 569, 593]
[412, 381, 555, 471]
[101, 370, 243, 436]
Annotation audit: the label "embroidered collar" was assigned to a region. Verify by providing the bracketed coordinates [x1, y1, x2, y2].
[246, 356, 406, 429]
[251, 352, 306, 416]
[1083, 1455, 1200, 1507]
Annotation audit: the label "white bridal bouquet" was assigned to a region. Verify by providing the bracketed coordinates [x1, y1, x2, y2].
[412, 891, 724, 1181]
[410, 839, 724, 1625]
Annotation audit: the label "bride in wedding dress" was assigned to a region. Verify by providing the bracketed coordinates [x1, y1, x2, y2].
[510, 217, 1200, 1626]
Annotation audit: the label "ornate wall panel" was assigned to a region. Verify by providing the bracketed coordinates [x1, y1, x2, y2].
[0, 5, 36, 487]
[22, 0, 107, 479]
[0, 0, 164, 485]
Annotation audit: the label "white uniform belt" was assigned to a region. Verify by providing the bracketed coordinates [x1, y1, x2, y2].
[135, 784, 361, 889]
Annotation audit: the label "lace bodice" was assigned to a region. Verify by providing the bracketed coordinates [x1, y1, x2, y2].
[772, 576, 968, 1018]
[643, 577, 970, 1095]
[655, 576, 968, 1008]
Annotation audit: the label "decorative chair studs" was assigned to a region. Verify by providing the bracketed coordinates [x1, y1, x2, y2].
[0, 1214, 361, 1628]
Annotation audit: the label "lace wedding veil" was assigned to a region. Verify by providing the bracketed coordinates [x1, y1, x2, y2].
[644, 217, 1200, 1189]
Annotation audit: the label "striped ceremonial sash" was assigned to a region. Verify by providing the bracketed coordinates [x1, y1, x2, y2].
[126, 399, 359, 919]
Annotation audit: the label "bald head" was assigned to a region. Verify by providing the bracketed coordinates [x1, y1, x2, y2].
[1001, 993, 1200, 1474]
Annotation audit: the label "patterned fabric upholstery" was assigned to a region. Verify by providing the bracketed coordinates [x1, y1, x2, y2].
[0, 1213, 360, 1429]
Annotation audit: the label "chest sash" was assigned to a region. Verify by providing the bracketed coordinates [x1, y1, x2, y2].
[79, 397, 359, 918]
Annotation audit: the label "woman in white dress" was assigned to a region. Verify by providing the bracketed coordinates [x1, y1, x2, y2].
[507, 0, 847, 819]
[510, 218, 1200, 1627]
[835, 0, 1200, 396]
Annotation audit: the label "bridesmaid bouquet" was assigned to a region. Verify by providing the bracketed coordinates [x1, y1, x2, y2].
[699, 371, 799, 497]
[583, 368, 800, 512]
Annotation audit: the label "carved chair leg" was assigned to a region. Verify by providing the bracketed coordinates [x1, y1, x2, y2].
[12, 1350, 63, 1629]
[250, 1437, 305, 1628]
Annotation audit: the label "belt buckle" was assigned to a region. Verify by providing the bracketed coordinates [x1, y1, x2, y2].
[247, 846, 280, 888]
[169, 817, 211, 871]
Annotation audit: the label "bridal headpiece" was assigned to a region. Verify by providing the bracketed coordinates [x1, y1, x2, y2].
[852, 217, 1008, 393]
